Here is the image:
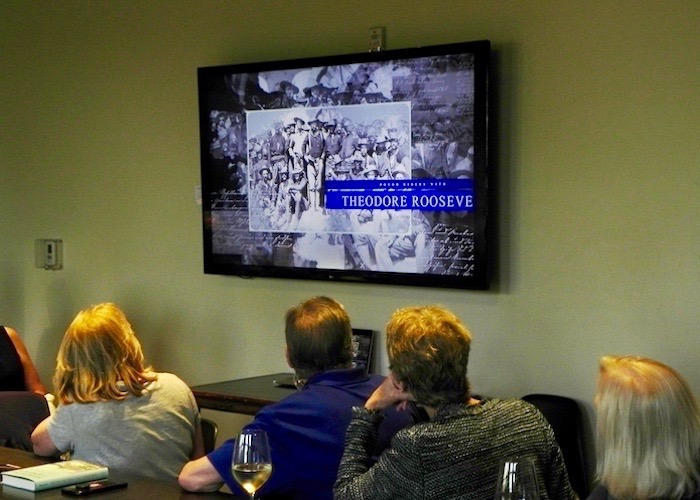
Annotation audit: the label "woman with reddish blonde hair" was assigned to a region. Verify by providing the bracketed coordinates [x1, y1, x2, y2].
[335, 305, 575, 499]
[32, 303, 203, 480]
[589, 355, 700, 499]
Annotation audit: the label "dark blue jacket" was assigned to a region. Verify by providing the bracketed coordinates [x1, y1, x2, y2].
[207, 367, 419, 499]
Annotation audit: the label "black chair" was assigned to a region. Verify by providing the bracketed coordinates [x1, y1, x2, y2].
[522, 393, 590, 498]
[0, 391, 50, 451]
[200, 417, 218, 454]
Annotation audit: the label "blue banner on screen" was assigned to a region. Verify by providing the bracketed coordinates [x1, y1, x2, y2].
[326, 179, 476, 212]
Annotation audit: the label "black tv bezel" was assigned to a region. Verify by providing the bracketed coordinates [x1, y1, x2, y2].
[198, 40, 492, 290]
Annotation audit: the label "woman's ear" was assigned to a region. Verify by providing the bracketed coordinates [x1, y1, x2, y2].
[389, 372, 406, 392]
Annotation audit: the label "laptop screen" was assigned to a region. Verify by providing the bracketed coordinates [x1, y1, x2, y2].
[351, 328, 375, 374]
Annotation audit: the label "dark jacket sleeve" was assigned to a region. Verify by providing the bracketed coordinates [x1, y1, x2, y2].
[334, 407, 422, 500]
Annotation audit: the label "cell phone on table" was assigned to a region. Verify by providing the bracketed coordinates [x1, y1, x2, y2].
[61, 480, 128, 496]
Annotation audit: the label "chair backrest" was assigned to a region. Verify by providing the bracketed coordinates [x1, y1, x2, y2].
[200, 417, 218, 454]
[0, 391, 50, 451]
[522, 393, 590, 498]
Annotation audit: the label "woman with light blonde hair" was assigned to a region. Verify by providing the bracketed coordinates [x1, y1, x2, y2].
[31, 303, 203, 480]
[589, 355, 700, 499]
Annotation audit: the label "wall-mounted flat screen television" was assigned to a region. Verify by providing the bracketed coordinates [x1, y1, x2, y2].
[198, 40, 491, 289]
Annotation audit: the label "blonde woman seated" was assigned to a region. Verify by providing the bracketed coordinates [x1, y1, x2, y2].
[31, 303, 203, 480]
[588, 355, 700, 500]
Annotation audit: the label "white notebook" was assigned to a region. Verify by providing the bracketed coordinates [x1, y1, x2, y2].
[1, 460, 108, 492]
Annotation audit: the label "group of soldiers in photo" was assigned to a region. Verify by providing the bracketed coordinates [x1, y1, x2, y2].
[204, 53, 480, 276]
[247, 112, 411, 232]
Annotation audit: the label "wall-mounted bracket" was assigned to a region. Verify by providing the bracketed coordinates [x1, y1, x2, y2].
[369, 27, 385, 52]
[35, 239, 63, 270]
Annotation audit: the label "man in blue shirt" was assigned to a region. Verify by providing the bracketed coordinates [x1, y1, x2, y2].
[178, 296, 419, 499]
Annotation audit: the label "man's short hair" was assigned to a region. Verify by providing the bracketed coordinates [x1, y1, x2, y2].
[386, 305, 472, 407]
[285, 296, 353, 378]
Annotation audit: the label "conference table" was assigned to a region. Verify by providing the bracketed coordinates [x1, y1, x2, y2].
[0, 447, 237, 499]
[191, 373, 297, 415]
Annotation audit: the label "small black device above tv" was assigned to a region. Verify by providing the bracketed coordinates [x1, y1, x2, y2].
[198, 40, 492, 289]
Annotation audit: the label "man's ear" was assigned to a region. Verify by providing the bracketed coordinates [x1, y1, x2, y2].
[285, 345, 293, 369]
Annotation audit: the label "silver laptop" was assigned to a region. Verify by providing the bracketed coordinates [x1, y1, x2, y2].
[273, 328, 376, 388]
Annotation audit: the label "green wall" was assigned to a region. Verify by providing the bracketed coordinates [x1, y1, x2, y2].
[1, 0, 698, 475]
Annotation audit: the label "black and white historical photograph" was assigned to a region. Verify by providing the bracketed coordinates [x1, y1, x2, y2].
[201, 50, 483, 279]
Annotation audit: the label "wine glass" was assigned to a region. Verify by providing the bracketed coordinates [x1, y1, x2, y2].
[231, 429, 272, 500]
[494, 457, 540, 500]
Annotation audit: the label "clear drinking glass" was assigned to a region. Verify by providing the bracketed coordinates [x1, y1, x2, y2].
[494, 457, 540, 500]
[231, 429, 272, 500]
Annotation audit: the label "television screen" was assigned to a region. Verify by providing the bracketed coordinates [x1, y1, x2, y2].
[198, 40, 492, 289]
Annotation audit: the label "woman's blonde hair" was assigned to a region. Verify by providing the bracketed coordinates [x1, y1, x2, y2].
[386, 305, 472, 407]
[54, 303, 155, 404]
[595, 355, 700, 499]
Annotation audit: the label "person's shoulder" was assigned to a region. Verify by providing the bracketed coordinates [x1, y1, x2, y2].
[154, 372, 187, 385]
[489, 397, 537, 412]
[53, 399, 101, 418]
[4, 326, 20, 342]
[341, 372, 384, 399]
[480, 398, 547, 423]
[149, 372, 194, 395]
[257, 391, 306, 417]
[261, 377, 357, 417]
[389, 415, 436, 446]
